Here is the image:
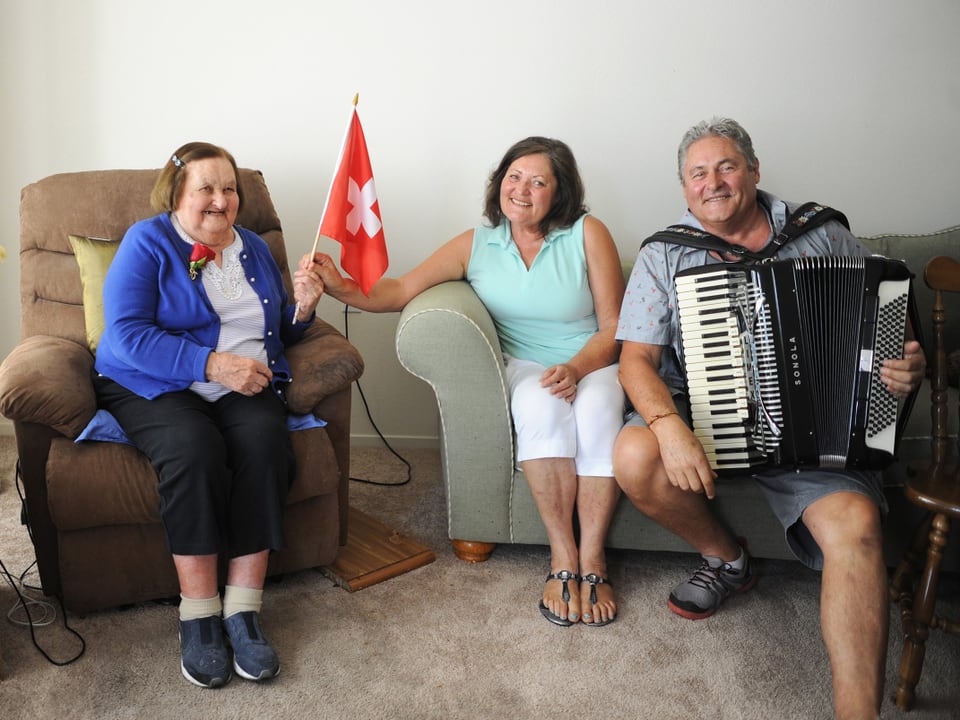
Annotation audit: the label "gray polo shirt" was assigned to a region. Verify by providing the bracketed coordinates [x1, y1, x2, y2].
[616, 190, 870, 395]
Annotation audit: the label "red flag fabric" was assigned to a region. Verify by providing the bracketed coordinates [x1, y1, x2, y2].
[318, 107, 388, 296]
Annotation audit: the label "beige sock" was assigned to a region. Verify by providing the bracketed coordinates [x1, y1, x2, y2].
[223, 585, 263, 619]
[178, 593, 222, 622]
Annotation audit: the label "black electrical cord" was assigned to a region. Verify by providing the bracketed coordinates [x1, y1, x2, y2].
[1, 460, 86, 667]
[1, 556, 86, 666]
[341, 304, 412, 486]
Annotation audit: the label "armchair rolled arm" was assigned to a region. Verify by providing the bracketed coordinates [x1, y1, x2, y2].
[396, 281, 517, 542]
[0, 336, 96, 437]
[284, 318, 364, 416]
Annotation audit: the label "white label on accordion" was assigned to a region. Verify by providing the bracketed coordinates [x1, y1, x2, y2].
[859, 349, 874, 373]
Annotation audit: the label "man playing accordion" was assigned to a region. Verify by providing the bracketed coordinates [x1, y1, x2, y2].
[614, 117, 925, 720]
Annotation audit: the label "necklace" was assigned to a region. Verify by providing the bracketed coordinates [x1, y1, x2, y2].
[171, 213, 244, 300]
[203, 244, 244, 300]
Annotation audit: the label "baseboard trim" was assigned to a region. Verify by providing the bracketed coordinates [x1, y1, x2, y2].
[0, 420, 436, 448]
[349, 433, 439, 449]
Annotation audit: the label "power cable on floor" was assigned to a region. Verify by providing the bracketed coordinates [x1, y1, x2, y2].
[341, 303, 412, 487]
[1, 460, 86, 666]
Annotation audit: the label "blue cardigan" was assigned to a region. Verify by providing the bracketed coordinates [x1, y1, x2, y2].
[95, 213, 311, 400]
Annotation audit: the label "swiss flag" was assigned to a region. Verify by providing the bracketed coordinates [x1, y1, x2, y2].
[318, 106, 388, 295]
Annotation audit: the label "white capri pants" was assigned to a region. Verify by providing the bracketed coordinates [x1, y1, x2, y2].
[504, 357, 624, 477]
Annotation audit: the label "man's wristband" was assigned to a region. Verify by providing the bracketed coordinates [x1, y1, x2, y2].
[647, 411, 679, 427]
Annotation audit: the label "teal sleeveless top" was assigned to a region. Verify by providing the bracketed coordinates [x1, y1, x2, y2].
[466, 214, 597, 367]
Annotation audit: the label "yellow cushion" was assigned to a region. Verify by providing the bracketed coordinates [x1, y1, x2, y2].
[68, 234, 120, 353]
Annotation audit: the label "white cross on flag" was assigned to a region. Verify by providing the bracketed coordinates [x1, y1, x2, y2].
[318, 104, 388, 295]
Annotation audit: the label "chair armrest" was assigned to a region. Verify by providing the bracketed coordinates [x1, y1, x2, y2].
[284, 319, 364, 416]
[0, 336, 96, 437]
[396, 281, 517, 541]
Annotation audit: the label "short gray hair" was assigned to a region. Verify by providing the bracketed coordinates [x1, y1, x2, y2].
[677, 117, 758, 184]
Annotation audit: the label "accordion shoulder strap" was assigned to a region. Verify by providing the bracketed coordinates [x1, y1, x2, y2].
[640, 202, 850, 263]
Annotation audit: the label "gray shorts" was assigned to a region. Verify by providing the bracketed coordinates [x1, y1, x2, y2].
[623, 398, 887, 570]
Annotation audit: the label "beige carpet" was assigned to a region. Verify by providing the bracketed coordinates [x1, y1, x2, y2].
[0, 436, 958, 719]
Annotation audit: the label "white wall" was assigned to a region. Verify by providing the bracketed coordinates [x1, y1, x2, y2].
[2, 0, 958, 444]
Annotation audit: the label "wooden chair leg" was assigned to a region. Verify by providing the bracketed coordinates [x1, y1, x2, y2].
[451, 539, 496, 563]
[896, 512, 950, 711]
[890, 514, 933, 601]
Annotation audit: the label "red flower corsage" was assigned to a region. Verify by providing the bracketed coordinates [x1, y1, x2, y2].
[189, 243, 216, 280]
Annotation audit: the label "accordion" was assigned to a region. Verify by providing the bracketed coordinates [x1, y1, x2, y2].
[674, 256, 917, 472]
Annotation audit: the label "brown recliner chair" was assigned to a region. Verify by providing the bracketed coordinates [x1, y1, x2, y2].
[0, 168, 363, 614]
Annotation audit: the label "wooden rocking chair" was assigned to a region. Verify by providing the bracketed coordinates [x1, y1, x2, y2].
[889, 255, 960, 711]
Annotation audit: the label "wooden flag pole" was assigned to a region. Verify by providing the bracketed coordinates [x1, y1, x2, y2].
[293, 93, 359, 324]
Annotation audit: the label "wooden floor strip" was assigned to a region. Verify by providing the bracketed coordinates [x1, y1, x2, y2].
[320, 506, 436, 591]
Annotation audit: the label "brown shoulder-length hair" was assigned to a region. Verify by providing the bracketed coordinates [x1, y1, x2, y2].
[150, 141, 244, 213]
[482, 136, 588, 236]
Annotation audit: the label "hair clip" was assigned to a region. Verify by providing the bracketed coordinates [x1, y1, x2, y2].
[171, 154, 184, 169]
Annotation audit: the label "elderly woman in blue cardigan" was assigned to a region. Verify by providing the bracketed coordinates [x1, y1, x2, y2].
[94, 142, 324, 688]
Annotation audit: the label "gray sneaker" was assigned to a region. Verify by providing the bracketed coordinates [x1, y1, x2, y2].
[223, 611, 280, 681]
[668, 545, 756, 620]
[179, 616, 231, 688]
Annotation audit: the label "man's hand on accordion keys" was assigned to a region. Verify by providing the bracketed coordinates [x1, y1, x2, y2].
[879, 340, 926, 399]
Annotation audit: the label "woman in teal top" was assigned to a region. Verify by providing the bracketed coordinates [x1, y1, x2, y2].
[312, 137, 625, 627]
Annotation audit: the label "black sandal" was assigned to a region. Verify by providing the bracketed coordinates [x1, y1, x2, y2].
[581, 573, 616, 627]
[538, 570, 580, 627]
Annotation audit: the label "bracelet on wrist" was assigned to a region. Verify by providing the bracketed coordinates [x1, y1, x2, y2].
[647, 411, 679, 427]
